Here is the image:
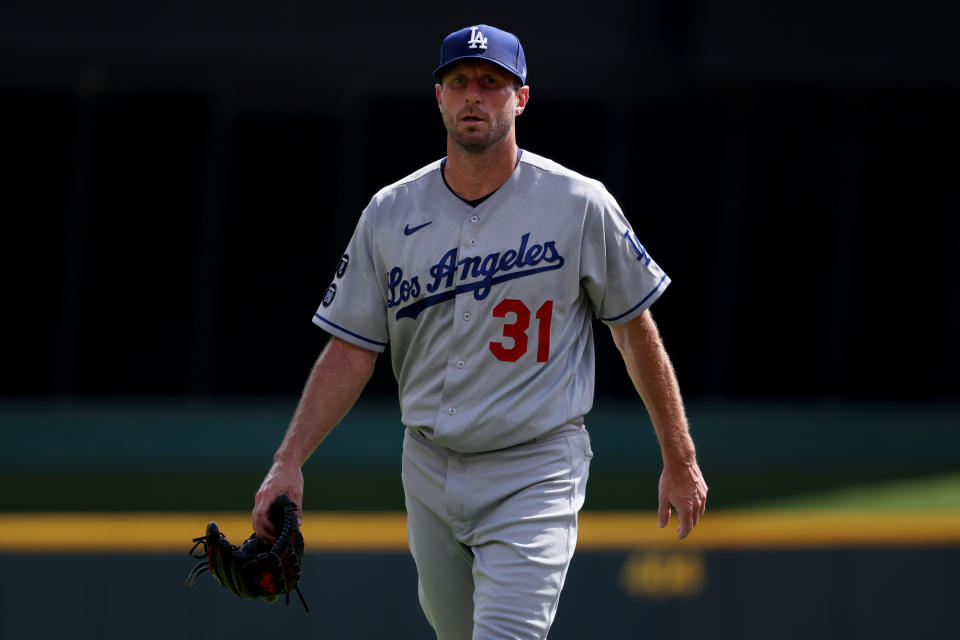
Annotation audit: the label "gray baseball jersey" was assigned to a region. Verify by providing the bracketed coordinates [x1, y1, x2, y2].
[314, 150, 669, 453]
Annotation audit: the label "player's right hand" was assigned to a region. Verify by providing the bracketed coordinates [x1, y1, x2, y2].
[253, 461, 304, 544]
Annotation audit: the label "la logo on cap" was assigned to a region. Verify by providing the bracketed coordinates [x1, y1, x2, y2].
[467, 26, 488, 50]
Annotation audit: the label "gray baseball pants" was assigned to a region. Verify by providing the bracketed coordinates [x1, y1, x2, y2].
[401, 426, 593, 640]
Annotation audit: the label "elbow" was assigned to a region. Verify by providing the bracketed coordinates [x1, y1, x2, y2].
[609, 310, 650, 354]
[610, 326, 630, 355]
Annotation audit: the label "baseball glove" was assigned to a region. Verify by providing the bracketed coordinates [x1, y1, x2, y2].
[185, 494, 309, 611]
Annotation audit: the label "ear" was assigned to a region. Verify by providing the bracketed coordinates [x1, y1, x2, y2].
[515, 85, 530, 116]
[435, 83, 443, 110]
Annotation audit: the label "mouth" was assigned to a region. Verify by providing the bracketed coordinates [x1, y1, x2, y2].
[459, 112, 487, 124]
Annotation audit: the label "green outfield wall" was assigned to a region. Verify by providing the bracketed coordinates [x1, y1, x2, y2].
[2, 400, 958, 510]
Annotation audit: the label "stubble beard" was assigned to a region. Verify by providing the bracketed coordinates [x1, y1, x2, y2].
[445, 110, 514, 154]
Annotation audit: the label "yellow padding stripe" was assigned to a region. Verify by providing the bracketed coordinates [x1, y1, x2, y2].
[583, 510, 960, 549]
[0, 513, 408, 553]
[1, 511, 959, 553]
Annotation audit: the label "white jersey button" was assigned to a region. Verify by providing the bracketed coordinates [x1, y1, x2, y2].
[456, 360, 465, 369]
[463, 312, 471, 321]
[447, 407, 456, 415]
[468, 238, 478, 247]
[470, 215, 479, 223]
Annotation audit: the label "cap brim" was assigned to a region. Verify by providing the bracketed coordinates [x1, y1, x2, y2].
[433, 56, 525, 84]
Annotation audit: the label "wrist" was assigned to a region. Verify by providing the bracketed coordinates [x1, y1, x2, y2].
[273, 450, 304, 468]
[661, 439, 697, 470]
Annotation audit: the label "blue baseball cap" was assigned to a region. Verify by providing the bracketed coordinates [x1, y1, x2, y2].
[433, 25, 527, 85]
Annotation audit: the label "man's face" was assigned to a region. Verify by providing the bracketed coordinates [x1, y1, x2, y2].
[435, 60, 529, 154]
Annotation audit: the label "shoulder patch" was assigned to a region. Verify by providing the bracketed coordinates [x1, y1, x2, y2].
[322, 283, 338, 307]
[337, 254, 349, 278]
[623, 230, 651, 266]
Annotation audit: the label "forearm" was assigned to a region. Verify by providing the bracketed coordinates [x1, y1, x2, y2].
[610, 310, 696, 468]
[273, 336, 378, 468]
[611, 310, 706, 538]
[254, 337, 376, 541]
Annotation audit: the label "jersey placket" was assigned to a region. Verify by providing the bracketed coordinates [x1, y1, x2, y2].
[434, 208, 485, 442]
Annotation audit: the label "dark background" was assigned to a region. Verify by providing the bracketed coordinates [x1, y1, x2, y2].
[2, 6, 958, 637]
[4, 0, 959, 404]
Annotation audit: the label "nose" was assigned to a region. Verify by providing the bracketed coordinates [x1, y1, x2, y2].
[464, 78, 483, 103]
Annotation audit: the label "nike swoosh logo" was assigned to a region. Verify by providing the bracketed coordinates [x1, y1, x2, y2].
[404, 221, 433, 236]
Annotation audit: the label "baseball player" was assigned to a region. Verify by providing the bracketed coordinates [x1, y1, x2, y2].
[253, 24, 707, 639]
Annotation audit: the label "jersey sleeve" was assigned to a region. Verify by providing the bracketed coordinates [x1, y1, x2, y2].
[580, 191, 671, 326]
[312, 211, 389, 352]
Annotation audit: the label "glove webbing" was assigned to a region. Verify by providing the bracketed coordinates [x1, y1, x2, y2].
[184, 532, 219, 587]
[272, 503, 309, 612]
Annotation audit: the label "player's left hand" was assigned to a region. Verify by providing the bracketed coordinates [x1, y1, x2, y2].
[658, 462, 708, 540]
[253, 461, 304, 544]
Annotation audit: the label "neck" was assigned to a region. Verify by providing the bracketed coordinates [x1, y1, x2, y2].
[443, 134, 518, 201]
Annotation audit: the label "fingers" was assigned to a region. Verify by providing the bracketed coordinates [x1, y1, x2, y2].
[676, 505, 695, 540]
[677, 487, 709, 540]
[658, 492, 671, 529]
[252, 496, 276, 544]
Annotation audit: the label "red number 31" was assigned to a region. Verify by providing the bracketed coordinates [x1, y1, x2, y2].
[489, 299, 554, 362]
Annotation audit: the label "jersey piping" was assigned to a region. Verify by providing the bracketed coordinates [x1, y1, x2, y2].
[313, 313, 388, 347]
[596, 274, 669, 323]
